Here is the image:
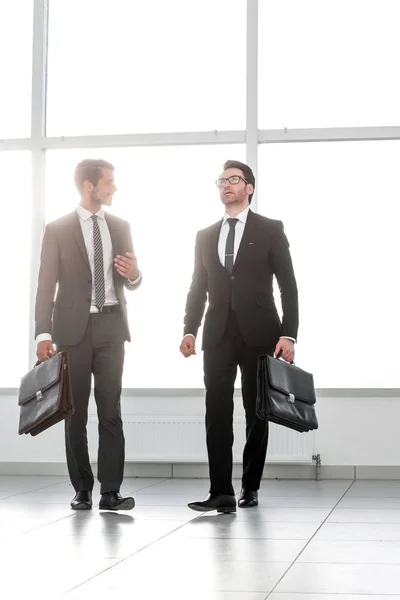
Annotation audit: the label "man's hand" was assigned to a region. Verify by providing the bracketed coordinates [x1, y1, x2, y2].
[180, 335, 196, 358]
[114, 252, 139, 280]
[37, 341, 57, 363]
[274, 338, 295, 363]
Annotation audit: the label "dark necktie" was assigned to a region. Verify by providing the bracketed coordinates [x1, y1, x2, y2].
[225, 218, 238, 273]
[91, 215, 105, 309]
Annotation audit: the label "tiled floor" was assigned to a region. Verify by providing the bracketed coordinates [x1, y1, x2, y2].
[2, 476, 400, 598]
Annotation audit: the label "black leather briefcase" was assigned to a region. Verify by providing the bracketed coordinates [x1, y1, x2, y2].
[256, 354, 318, 433]
[18, 351, 74, 436]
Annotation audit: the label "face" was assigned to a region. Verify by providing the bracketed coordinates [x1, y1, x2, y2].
[86, 168, 117, 207]
[217, 168, 253, 208]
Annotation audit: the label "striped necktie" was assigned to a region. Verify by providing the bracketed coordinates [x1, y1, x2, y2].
[91, 215, 105, 309]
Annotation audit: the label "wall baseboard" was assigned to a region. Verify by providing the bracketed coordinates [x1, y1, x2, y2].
[1, 462, 399, 480]
[355, 466, 400, 479]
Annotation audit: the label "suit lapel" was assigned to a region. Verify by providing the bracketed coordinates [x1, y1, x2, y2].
[104, 213, 118, 255]
[233, 209, 258, 273]
[70, 211, 90, 270]
[104, 213, 121, 289]
[208, 219, 225, 270]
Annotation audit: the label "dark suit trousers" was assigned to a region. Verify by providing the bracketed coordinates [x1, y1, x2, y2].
[203, 311, 273, 496]
[59, 312, 125, 495]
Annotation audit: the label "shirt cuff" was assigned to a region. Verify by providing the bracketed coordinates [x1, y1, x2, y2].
[184, 334, 196, 340]
[280, 336, 296, 343]
[127, 271, 142, 285]
[36, 333, 52, 344]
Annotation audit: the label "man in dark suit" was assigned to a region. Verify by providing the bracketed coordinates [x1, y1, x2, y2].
[180, 160, 298, 513]
[35, 159, 142, 511]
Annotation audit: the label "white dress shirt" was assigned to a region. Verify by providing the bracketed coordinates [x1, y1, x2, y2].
[36, 206, 141, 344]
[79, 205, 119, 309]
[218, 206, 249, 265]
[186, 206, 295, 343]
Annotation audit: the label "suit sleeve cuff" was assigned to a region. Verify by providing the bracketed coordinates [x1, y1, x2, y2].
[127, 271, 142, 287]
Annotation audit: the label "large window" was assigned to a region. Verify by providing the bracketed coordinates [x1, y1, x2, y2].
[258, 140, 400, 388]
[45, 144, 245, 387]
[1, 0, 399, 392]
[259, 0, 400, 128]
[46, 0, 246, 136]
[0, 1, 33, 138]
[0, 152, 32, 385]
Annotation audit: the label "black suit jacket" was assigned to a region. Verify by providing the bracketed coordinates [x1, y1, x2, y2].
[35, 210, 140, 347]
[183, 209, 299, 350]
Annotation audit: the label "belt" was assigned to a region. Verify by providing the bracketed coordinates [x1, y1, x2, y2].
[93, 305, 121, 314]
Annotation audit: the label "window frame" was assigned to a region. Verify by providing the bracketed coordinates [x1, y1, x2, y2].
[0, 0, 399, 391]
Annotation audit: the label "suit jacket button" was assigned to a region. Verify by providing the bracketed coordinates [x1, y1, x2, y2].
[230, 275, 235, 280]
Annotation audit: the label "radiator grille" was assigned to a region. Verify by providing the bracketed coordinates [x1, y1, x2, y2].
[88, 416, 313, 463]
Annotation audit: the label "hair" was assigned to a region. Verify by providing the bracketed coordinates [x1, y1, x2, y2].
[74, 159, 115, 193]
[223, 159, 255, 204]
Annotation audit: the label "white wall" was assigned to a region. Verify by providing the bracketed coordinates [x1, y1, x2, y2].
[1, 389, 400, 471]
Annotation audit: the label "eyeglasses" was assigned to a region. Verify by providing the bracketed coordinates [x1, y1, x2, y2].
[215, 175, 248, 188]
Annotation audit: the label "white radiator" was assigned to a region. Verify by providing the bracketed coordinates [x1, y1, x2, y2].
[88, 416, 313, 464]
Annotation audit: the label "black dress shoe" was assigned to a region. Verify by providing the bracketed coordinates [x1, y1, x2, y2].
[71, 490, 92, 510]
[188, 493, 236, 513]
[238, 489, 258, 508]
[99, 491, 135, 511]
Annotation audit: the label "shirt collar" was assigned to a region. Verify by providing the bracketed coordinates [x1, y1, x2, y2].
[77, 205, 105, 221]
[222, 205, 250, 225]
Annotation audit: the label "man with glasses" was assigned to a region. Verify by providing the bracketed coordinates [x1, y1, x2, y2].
[180, 159, 299, 512]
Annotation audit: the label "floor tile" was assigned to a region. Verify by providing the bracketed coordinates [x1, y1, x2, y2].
[338, 496, 400, 508]
[132, 493, 205, 506]
[65, 588, 267, 600]
[234, 507, 331, 522]
[346, 481, 400, 497]
[27, 513, 187, 537]
[1, 557, 118, 598]
[0, 475, 67, 491]
[171, 516, 321, 540]
[257, 480, 351, 498]
[68, 552, 291, 593]
[2, 475, 400, 598]
[299, 539, 400, 563]
[315, 522, 400, 541]
[269, 594, 400, 600]
[261, 496, 339, 508]
[275, 563, 400, 594]
[328, 508, 400, 523]
[130, 535, 307, 563]
[0, 502, 72, 518]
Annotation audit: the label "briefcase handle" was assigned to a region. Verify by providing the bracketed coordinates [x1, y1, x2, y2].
[275, 349, 295, 365]
[34, 351, 60, 368]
